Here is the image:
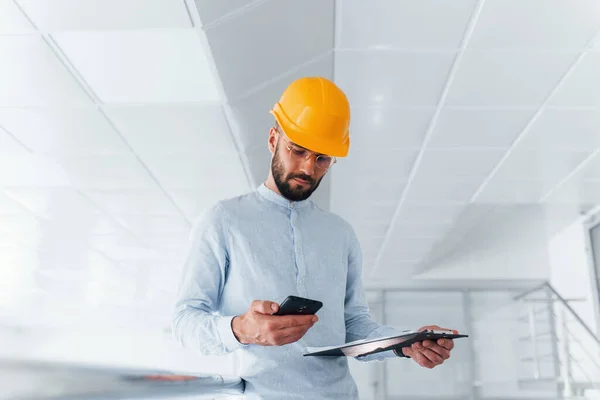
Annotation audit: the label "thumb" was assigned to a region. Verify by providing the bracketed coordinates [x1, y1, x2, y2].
[251, 300, 278, 314]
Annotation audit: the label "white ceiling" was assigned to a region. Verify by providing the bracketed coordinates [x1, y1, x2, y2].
[1, 0, 599, 330]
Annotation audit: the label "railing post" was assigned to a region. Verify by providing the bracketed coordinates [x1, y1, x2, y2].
[558, 306, 573, 398]
[528, 303, 540, 380]
[546, 287, 563, 399]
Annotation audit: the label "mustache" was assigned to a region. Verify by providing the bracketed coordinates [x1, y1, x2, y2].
[289, 174, 314, 184]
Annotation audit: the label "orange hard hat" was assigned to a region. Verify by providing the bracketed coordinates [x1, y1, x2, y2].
[270, 76, 351, 157]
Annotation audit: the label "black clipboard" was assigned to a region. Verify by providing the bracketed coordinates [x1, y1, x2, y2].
[303, 330, 468, 357]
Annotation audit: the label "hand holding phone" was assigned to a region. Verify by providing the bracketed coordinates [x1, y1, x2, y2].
[272, 295, 323, 316]
[231, 297, 321, 346]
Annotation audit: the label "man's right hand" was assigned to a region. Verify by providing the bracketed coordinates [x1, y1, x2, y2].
[231, 300, 318, 346]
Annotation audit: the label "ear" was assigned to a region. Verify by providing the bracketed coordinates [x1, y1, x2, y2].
[268, 127, 278, 155]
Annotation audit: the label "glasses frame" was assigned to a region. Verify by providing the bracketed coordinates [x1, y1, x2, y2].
[274, 128, 337, 170]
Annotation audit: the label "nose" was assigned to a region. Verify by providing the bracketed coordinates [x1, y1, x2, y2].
[299, 154, 316, 176]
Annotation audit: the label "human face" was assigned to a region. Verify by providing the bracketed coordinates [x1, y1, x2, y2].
[270, 130, 333, 202]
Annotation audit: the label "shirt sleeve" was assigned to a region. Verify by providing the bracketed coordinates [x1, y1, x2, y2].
[171, 203, 244, 355]
[344, 225, 408, 362]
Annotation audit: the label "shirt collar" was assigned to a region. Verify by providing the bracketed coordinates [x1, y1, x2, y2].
[257, 183, 311, 209]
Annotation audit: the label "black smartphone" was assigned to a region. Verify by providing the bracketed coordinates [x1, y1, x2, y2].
[272, 295, 323, 316]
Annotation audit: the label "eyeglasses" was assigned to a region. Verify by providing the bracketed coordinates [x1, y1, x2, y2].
[276, 130, 336, 170]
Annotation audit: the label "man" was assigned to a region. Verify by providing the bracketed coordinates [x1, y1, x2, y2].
[172, 77, 457, 399]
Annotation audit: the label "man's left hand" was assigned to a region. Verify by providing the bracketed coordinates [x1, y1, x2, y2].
[400, 325, 457, 369]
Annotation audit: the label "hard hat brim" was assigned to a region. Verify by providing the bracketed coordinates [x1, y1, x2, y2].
[270, 108, 350, 158]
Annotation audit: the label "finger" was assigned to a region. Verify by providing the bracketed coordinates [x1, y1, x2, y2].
[277, 315, 317, 330]
[437, 338, 454, 351]
[413, 350, 435, 368]
[415, 342, 446, 363]
[252, 300, 279, 314]
[401, 347, 412, 357]
[422, 341, 451, 359]
[419, 348, 445, 365]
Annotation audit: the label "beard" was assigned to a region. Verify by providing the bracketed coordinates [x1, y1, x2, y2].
[271, 145, 323, 202]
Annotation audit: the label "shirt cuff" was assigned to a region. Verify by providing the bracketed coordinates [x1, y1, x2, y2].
[217, 315, 244, 352]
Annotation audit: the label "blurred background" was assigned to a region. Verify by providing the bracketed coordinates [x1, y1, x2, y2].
[1, 0, 600, 399]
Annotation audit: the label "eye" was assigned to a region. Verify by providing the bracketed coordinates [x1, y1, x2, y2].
[290, 147, 307, 157]
[316, 156, 333, 168]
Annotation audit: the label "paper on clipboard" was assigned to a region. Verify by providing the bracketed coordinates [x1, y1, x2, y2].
[304, 329, 468, 357]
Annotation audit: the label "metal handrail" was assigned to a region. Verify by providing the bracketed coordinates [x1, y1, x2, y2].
[515, 281, 600, 399]
[515, 281, 600, 347]
[545, 283, 600, 347]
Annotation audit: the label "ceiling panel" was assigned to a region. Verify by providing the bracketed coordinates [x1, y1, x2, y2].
[0, 108, 129, 155]
[245, 145, 270, 189]
[55, 155, 158, 189]
[228, 52, 333, 152]
[335, 50, 456, 106]
[115, 214, 190, 239]
[0, 191, 28, 215]
[492, 149, 593, 181]
[381, 237, 436, 261]
[0, 35, 92, 106]
[194, 0, 257, 27]
[83, 188, 181, 215]
[475, 180, 559, 204]
[91, 232, 157, 262]
[349, 220, 390, 239]
[17, 0, 192, 30]
[545, 179, 600, 204]
[171, 187, 246, 220]
[205, 0, 333, 99]
[335, 149, 418, 180]
[578, 152, 600, 181]
[396, 204, 465, 225]
[349, 107, 434, 150]
[428, 108, 534, 148]
[141, 154, 248, 190]
[54, 30, 220, 103]
[403, 179, 482, 204]
[0, 214, 41, 235]
[2, 188, 101, 218]
[0, 154, 71, 187]
[338, 0, 476, 49]
[0, 0, 35, 33]
[445, 51, 578, 106]
[104, 105, 235, 156]
[549, 51, 600, 107]
[389, 220, 455, 240]
[391, 204, 464, 239]
[468, 0, 600, 49]
[0, 127, 29, 156]
[331, 200, 397, 224]
[333, 179, 406, 205]
[518, 108, 600, 150]
[415, 149, 506, 181]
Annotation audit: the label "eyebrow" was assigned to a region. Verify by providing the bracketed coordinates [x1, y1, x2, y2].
[290, 141, 327, 157]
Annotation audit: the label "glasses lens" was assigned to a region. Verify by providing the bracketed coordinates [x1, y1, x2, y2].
[316, 156, 333, 169]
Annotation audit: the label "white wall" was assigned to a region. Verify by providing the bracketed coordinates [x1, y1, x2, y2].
[548, 218, 600, 386]
[548, 219, 598, 332]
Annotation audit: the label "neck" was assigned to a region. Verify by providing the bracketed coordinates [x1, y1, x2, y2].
[264, 173, 281, 196]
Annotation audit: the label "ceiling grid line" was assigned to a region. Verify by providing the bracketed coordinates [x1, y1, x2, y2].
[369, 0, 488, 279]
[16, 6, 195, 227]
[184, 0, 257, 190]
[228, 50, 334, 104]
[198, 0, 272, 31]
[540, 148, 600, 202]
[469, 26, 600, 203]
[39, 37, 191, 227]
